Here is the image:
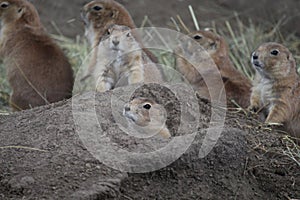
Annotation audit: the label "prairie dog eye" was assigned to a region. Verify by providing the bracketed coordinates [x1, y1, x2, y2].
[106, 29, 111, 36]
[194, 35, 202, 40]
[0, 2, 9, 9]
[126, 32, 131, 37]
[143, 104, 152, 110]
[270, 49, 279, 56]
[93, 5, 102, 11]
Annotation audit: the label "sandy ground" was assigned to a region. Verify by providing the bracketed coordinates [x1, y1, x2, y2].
[1, 85, 299, 199]
[1, 1, 300, 199]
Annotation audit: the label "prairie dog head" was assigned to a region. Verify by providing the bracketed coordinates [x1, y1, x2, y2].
[0, 0, 41, 26]
[81, 0, 135, 45]
[251, 42, 297, 79]
[82, 0, 118, 27]
[189, 30, 229, 61]
[123, 98, 171, 138]
[176, 29, 229, 70]
[100, 24, 140, 53]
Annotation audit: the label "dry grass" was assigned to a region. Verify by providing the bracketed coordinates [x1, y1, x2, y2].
[169, 11, 300, 80]
[51, 34, 90, 73]
[215, 13, 300, 79]
[282, 136, 300, 167]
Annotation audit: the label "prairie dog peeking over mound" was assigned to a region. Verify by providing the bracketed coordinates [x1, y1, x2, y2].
[175, 30, 252, 108]
[249, 42, 300, 138]
[93, 25, 163, 92]
[0, 0, 74, 110]
[123, 97, 171, 139]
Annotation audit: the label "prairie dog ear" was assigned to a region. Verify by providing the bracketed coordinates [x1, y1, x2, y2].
[17, 6, 25, 17]
[159, 127, 171, 139]
[111, 9, 119, 18]
[204, 27, 215, 33]
[222, 76, 229, 83]
[288, 52, 297, 70]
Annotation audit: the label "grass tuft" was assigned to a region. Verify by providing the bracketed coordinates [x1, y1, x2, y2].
[215, 14, 300, 79]
[282, 136, 300, 167]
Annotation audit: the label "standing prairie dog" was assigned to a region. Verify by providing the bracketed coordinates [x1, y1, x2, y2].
[123, 98, 171, 139]
[175, 30, 252, 108]
[81, 0, 157, 78]
[81, 0, 136, 48]
[0, 0, 74, 110]
[93, 24, 163, 92]
[249, 42, 300, 138]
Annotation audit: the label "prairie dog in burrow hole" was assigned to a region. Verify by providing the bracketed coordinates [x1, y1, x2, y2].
[123, 97, 171, 139]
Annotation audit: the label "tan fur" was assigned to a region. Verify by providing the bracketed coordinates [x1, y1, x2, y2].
[0, 0, 74, 110]
[249, 42, 300, 138]
[93, 25, 163, 92]
[175, 30, 252, 108]
[123, 98, 171, 139]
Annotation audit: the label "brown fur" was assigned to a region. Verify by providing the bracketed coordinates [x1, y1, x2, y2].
[0, 0, 74, 110]
[249, 42, 300, 138]
[175, 30, 252, 108]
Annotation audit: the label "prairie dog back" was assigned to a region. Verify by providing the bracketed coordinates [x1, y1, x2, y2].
[0, 0, 74, 110]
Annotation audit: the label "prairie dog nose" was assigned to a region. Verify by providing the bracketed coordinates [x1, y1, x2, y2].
[112, 40, 120, 46]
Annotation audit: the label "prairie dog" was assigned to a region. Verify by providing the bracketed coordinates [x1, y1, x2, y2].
[250, 42, 300, 138]
[123, 97, 171, 139]
[175, 30, 252, 108]
[93, 25, 163, 92]
[81, 0, 136, 48]
[81, 0, 157, 78]
[0, 0, 74, 110]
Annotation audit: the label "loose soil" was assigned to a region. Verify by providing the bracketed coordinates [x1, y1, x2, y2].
[0, 0, 300, 199]
[0, 85, 299, 199]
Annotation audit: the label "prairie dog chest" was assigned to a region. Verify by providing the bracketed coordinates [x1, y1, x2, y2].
[110, 52, 137, 77]
[257, 78, 274, 108]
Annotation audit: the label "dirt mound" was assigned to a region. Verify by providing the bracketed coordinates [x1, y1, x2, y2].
[0, 100, 126, 199]
[0, 85, 299, 199]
